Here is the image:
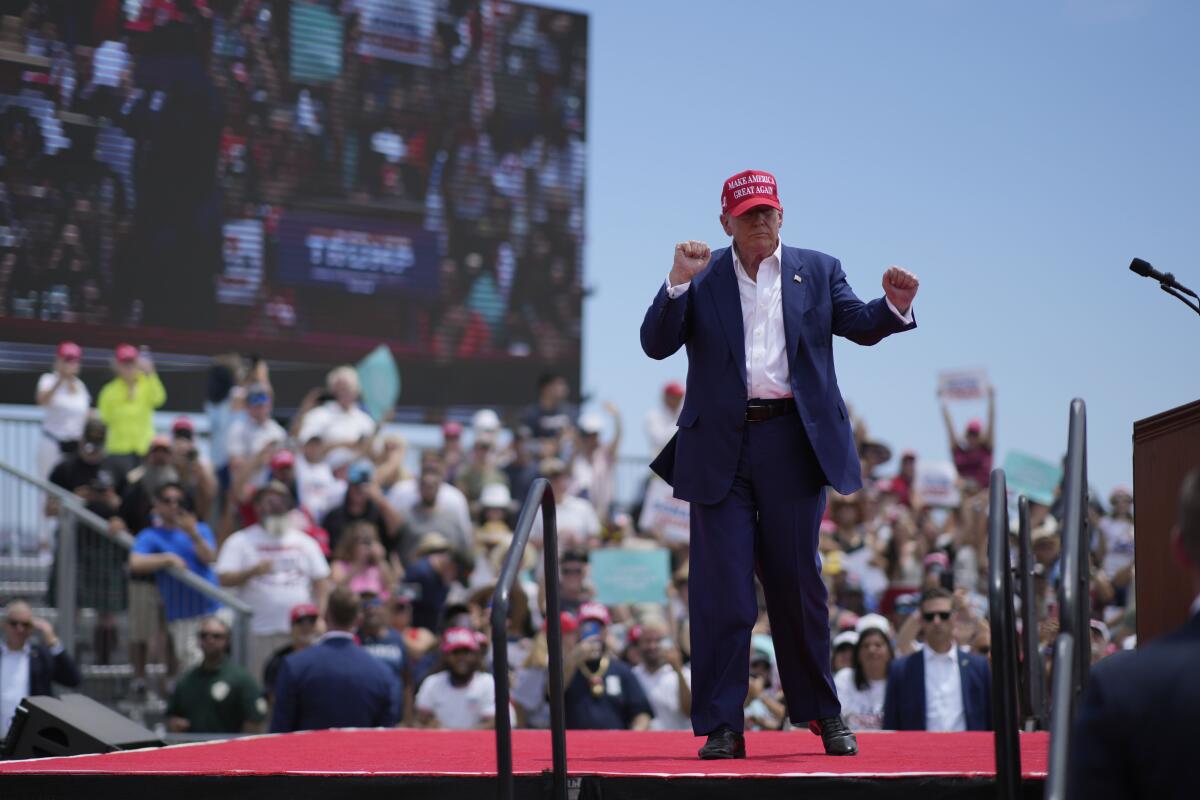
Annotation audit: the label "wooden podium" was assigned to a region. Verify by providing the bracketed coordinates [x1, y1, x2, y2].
[1133, 399, 1200, 644]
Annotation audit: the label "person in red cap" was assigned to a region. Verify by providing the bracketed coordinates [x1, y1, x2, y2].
[938, 382, 994, 491]
[646, 381, 685, 455]
[414, 627, 497, 729]
[513, 612, 580, 729]
[35, 341, 91, 480]
[262, 603, 324, 704]
[562, 601, 653, 731]
[170, 416, 217, 521]
[641, 169, 920, 759]
[96, 343, 166, 474]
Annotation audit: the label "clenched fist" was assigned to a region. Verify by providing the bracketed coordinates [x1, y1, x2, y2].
[669, 240, 712, 287]
[882, 266, 919, 315]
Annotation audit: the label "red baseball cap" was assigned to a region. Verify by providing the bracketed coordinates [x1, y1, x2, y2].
[270, 449, 296, 470]
[441, 626, 481, 653]
[966, 419, 983, 434]
[290, 603, 320, 624]
[721, 169, 782, 218]
[664, 381, 684, 398]
[115, 343, 139, 363]
[57, 341, 82, 361]
[542, 611, 579, 634]
[578, 601, 611, 626]
[442, 421, 463, 438]
[172, 416, 195, 434]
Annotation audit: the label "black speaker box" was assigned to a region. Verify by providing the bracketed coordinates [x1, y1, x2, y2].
[2, 694, 164, 759]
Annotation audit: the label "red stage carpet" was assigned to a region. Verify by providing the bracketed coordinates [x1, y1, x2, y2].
[0, 729, 1050, 799]
[0, 728, 1048, 777]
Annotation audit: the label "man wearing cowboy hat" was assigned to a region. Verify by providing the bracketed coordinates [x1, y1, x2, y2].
[641, 168, 919, 759]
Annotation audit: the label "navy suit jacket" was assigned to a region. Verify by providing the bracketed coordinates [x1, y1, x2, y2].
[2, 642, 81, 699]
[269, 635, 400, 732]
[1068, 614, 1200, 800]
[640, 245, 915, 502]
[881, 649, 992, 731]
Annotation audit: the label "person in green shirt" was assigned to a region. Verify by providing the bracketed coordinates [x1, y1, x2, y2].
[166, 616, 266, 734]
[96, 343, 166, 472]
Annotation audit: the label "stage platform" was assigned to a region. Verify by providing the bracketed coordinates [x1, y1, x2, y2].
[0, 728, 1049, 799]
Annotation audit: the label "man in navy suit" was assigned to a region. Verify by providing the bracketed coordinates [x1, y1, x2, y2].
[882, 588, 992, 731]
[1067, 470, 1200, 800]
[641, 169, 918, 759]
[270, 585, 400, 732]
[1, 600, 81, 741]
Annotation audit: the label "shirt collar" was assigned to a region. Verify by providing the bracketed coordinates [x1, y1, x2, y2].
[320, 630, 356, 644]
[922, 643, 958, 663]
[731, 239, 782, 278]
[2, 641, 32, 656]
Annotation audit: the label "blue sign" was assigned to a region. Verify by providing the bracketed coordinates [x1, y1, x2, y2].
[589, 549, 671, 606]
[276, 211, 440, 296]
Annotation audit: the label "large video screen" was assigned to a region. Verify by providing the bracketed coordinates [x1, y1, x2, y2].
[0, 0, 586, 411]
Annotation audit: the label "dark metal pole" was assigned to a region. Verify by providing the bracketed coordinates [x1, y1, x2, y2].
[492, 479, 567, 800]
[1057, 399, 1090, 711]
[1044, 633, 1077, 800]
[1017, 496, 1046, 730]
[987, 469, 1020, 800]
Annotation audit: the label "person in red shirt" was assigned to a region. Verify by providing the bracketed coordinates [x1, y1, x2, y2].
[940, 384, 994, 489]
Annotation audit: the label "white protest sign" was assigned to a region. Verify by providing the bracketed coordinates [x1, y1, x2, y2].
[638, 478, 690, 545]
[915, 461, 961, 508]
[938, 368, 989, 401]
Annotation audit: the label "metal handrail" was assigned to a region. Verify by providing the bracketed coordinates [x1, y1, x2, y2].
[987, 469, 1021, 800]
[1056, 399, 1090, 714]
[0, 458, 254, 663]
[1044, 632, 1076, 800]
[491, 478, 567, 800]
[1017, 495, 1047, 730]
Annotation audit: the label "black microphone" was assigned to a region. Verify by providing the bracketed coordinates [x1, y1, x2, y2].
[1129, 257, 1167, 283]
[1129, 257, 1200, 317]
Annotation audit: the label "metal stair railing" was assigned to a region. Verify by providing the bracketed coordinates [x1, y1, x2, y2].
[0, 459, 254, 668]
[491, 477, 567, 800]
[987, 468, 1021, 800]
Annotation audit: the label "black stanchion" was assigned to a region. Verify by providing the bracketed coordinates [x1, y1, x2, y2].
[491, 478, 567, 800]
[1017, 496, 1047, 729]
[987, 469, 1021, 800]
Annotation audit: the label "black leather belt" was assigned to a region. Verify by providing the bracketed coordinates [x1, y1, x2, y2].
[745, 397, 796, 422]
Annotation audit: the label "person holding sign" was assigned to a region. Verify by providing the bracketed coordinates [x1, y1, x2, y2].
[641, 169, 919, 759]
[938, 382, 995, 490]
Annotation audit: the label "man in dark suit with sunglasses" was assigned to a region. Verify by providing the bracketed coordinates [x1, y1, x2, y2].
[882, 587, 992, 731]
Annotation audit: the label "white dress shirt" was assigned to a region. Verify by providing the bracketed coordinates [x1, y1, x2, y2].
[922, 644, 966, 732]
[1, 642, 32, 738]
[665, 242, 913, 398]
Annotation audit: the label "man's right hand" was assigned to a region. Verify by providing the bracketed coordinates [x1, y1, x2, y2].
[253, 559, 274, 577]
[669, 240, 711, 287]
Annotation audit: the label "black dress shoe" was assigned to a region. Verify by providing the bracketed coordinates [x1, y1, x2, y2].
[808, 717, 858, 755]
[698, 726, 746, 759]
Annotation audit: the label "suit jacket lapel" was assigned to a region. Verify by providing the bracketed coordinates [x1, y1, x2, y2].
[780, 247, 811, 373]
[912, 651, 926, 730]
[707, 250, 747, 390]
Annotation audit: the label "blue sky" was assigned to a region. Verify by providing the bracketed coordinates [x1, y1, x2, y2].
[550, 0, 1200, 499]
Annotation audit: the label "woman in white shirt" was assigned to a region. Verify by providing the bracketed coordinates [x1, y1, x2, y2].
[834, 616, 894, 731]
[35, 341, 91, 479]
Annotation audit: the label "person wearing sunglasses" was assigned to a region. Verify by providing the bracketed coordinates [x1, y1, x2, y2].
[1, 600, 81, 740]
[881, 587, 992, 731]
[165, 617, 265, 735]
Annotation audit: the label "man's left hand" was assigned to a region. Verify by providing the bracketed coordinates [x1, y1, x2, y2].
[882, 266, 919, 315]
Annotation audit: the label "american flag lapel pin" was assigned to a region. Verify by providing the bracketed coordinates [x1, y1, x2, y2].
[793, 274, 802, 284]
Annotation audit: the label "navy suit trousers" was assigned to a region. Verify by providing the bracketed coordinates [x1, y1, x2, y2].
[688, 411, 840, 735]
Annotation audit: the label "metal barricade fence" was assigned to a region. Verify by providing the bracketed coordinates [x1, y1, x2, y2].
[0, 459, 252, 726]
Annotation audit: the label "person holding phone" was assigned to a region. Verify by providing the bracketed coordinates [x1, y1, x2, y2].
[129, 482, 223, 674]
[35, 341, 90, 481]
[562, 602, 653, 731]
[96, 343, 166, 475]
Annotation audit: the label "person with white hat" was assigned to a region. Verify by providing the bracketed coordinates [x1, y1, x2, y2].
[833, 615, 894, 731]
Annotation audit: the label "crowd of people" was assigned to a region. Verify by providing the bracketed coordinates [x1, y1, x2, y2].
[1, 0, 586, 358]
[8, 337, 1141, 740]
